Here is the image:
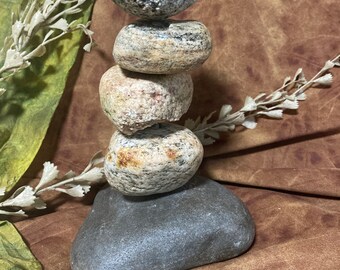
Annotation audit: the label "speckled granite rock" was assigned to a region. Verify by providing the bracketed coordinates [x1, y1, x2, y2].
[99, 66, 193, 135]
[104, 123, 203, 196]
[113, 20, 212, 74]
[112, 0, 196, 19]
[71, 176, 255, 270]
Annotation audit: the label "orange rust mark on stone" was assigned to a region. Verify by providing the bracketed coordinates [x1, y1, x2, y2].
[106, 153, 113, 162]
[166, 148, 177, 160]
[117, 148, 141, 168]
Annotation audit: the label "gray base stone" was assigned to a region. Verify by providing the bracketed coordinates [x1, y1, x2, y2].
[71, 176, 255, 270]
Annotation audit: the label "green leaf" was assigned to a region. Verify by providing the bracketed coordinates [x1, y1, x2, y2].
[0, 221, 41, 269]
[0, 0, 93, 192]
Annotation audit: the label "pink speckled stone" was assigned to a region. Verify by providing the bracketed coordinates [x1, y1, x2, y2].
[99, 65, 193, 135]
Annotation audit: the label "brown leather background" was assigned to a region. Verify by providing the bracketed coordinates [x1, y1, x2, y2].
[14, 0, 340, 269]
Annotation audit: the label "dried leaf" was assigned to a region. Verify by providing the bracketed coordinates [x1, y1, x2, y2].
[279, 99, 299, 110]
[293, 68, 307, 83]
[282, 76, 291, 87]
[241, 96, 257, 112]
[218, 104, 232, 119]
[184, 118, 196, 130]
[65, 8, 83, 15]
[202, 111, 215, 125]
[81, 151, 105, 173]
[0, 221, 41, 269]
[323, 60, 335, 71]
[333, 57, 340, 67]
[76, 167, 103, 183]
[186, 116, 202, 130]
[0, 209, 26, 216]
[49, 18, 69, 31]
[81, 185, 91, 194]
[242, 116, 257, 129]
[211, 125, 235, 132]
[62, 170, 77, 180]
[2, 48, 24, 70]
[2, 186, 36, 208]
[195, 111, 215, 131]
[269, 91, 283, 101]
[0, 0, 94, 193]
[0, 187, 5, 196]
[205, 130, 220, 139]
[313, 73, 333, 86]
[31, 198, 46, 210]
[195, 132, 216, 146]
[23, 44, 46, 59]
[296, 92, 307, 101]
[89, 151, 105, 167]
[201, 136, 216, 146]
[55, 185, 87, 197]
[11, 20, 24, 44]
[254, 93, 267, 101]
[83, 43, 92, 52]
[27, 10, 44, 36]
[258, 109, 283, 119]
[194, 116, 202, 127]
[232, 113, 246, 125]
[35, 161, 59, 190]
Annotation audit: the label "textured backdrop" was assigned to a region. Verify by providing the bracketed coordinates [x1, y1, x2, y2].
[15, 0, 340, 269]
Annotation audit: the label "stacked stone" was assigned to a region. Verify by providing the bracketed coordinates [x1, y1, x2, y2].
[71, 2, 256, 269]
[99, 0, 212, 196]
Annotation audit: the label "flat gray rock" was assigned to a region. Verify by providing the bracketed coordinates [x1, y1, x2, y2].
[71, 176, 255, 270]
[113, 20, 212, 74]
[112, 0, 196, 19]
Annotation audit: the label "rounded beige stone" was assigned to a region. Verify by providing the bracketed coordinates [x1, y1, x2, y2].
[104, 123, 204, 196]
[113, 20, 212, 74]
[99, 65, 193, 135]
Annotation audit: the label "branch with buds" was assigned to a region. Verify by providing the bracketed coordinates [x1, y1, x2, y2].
[0, 0, 94, 96]
[0, 152, 105, 217]
[186, 55, 340, 145]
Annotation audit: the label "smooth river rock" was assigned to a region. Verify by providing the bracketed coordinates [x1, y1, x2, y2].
[104, 123, 203, 196]
[99, 66, 193, 135]
[71, 176, 255, 270]
[113, 20, 212, 74]
[112, 0, 196, 19]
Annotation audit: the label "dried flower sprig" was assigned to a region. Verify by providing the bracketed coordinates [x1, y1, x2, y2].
[186, 55, 340, 145]
[0, 152, 105, 217]
[0, 0, 94, 96]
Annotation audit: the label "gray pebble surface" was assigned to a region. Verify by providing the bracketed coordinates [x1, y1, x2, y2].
[71, 176, 255, 270]
[112, 0, 197, 19]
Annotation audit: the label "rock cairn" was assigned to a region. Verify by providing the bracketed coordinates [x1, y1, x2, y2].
[71, 2, 256, 269]
[99, 0, 212, 196]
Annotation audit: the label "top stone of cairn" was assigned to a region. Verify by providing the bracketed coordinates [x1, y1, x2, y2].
[112, 0, 196, 19]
